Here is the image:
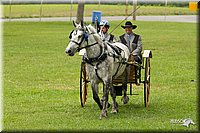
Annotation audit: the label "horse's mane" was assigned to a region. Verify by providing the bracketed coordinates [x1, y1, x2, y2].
[85, 24, 103, 44]
[86, 24, 97, 34]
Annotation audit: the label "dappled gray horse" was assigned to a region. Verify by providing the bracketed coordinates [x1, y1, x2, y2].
[65, 21, 130, 119]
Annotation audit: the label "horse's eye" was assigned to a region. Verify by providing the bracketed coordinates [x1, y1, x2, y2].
[78, 35, 82, 39]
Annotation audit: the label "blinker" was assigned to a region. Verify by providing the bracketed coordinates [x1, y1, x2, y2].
[69, 30, 74, 39]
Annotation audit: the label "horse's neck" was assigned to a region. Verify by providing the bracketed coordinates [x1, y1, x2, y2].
[85, 34, 103, 59]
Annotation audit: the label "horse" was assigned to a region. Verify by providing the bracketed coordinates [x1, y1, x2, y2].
[65, 21, 130, 119]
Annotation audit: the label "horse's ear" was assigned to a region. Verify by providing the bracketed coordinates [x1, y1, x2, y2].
[85, 26, 89, 32]
[80, 20, 84, 28]
[73, 20, 77, 28]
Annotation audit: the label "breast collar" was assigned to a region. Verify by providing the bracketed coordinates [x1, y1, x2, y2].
[84, 43, 108, 66]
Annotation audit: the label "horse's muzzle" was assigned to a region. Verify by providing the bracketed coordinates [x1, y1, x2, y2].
[65, 49, 74, 56]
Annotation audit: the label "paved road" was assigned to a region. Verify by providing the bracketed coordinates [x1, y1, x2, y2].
[1, 15, 198, 23]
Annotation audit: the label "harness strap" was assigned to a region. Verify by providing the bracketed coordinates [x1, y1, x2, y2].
[107, 43, 122, 55]
[70, 40, 80, 45]
[112, 50, 126, 79]
[105, 43, 127, 79]
[112, 62, 122, 79]
[84, 44, 108, 81]
[85, 43, 107, 62]
[84, 52, 107, 65]
[77, 42, 98, 52]
[109, 34, 114, 42]
[95, 62, 103, 82]
[83, 42, 127, 81]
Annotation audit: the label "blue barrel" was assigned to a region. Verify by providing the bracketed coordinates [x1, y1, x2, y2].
[92, 11, 102, 24]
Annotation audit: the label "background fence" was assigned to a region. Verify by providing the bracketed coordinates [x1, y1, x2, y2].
[1, 0, 198, 21]
[1, 0, 199, 4]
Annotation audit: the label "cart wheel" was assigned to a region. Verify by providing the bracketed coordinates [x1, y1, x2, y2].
[144, 58, 150, 107]
[80, 62, 88, 107]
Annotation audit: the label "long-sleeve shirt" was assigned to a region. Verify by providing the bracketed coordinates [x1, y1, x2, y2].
[99, 32, 116, 43]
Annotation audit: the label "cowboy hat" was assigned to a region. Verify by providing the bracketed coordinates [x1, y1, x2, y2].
[121, 21, 137, 29]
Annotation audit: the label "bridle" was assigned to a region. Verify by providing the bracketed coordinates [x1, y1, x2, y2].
[69, 28, 98, 52]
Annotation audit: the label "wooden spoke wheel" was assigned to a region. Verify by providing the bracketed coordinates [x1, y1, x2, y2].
[144, 58, 150, 107]
[80, 62, 89, 107]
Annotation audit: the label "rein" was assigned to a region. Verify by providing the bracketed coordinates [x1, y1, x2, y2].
[77, 42, 98, 52]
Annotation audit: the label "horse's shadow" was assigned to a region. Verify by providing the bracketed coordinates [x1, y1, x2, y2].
[76, 99, 150, 119]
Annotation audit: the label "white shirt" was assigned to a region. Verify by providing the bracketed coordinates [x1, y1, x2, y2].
[99, 31, 116, 43]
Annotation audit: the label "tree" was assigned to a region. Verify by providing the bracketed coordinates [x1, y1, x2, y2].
[132, 0, 137, 20]
[76, 1, 85, 23]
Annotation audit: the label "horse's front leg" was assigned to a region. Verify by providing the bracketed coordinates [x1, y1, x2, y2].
[100, 80, 111, 119]
[110, 85, 118, 114]
[91, 81, 102, 110]
[121, 67, 129, 104]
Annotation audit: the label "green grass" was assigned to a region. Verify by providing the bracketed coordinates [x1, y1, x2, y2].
[3, 4, 197, 18]
[3, 21, 198, 131]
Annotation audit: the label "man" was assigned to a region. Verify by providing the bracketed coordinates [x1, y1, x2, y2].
[119, 21, 142, 64]
[99, 20, 116, 43]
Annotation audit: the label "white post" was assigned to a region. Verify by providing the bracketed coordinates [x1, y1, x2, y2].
[98, 0, 100, 10]
[125, 0, 128, 18]
[70, 0, 73, 21]
[40, 0, 43, 22]
[9, 0, 12, 22]
[165, 0, 167, 21]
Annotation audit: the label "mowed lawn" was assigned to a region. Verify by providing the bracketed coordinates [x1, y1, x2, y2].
[3, 21, 198, 131]
[3, 4, 197, 18]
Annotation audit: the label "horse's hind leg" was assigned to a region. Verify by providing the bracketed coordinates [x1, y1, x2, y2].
[121, 67, 129, 104]
[91, 82, 102, 110]
[110, 85, 118, 114]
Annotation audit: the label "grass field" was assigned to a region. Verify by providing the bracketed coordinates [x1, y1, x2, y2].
[3, 4, 197, 18]
[3, 20, 198, 131]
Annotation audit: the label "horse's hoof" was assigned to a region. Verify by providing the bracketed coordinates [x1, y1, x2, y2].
[99, 114, 107, 120]
[121, 96, 129, 104]
[111, 102, 119, 114]
[111, 109, 118, 114]
[116, 102, 119, 112]
[100, 110, 108, 119]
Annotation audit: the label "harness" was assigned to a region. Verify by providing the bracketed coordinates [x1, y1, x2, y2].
[106, 42, 127, 78]
[69, 28, 126, 81]
[84, 44, 108, 81]
[84, 44, 108, 65]
[109, 34, 114, 42]
[83, 42, 126, 81]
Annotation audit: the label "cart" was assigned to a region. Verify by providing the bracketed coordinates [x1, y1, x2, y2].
[80, 50, 152, 108]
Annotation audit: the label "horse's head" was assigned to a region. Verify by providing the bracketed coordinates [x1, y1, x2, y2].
[65, 21, 88, 56]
